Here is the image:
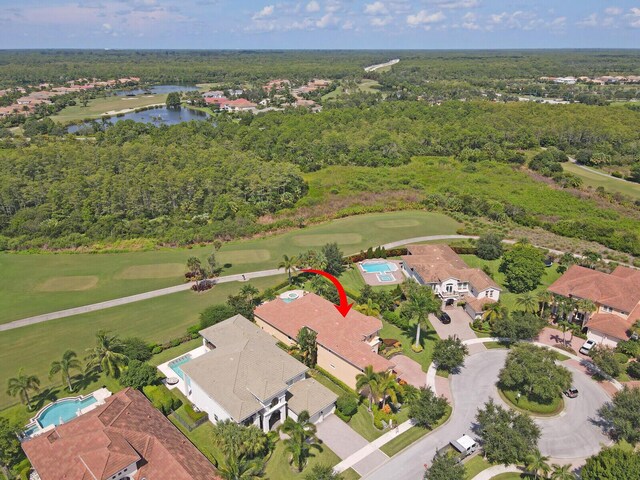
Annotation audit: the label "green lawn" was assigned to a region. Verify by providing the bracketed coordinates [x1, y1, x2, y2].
[170, 416, 222, 465]
[0, 211, 459, 323]
[380, 405, 452, 457]
[265, 440, 354, 480]
[563, 162, 640, 200]
[379, 317, 439, 371]
[51, 94, 168, 123]
[490, 474, 529, 479]
[0, 275, 284, 409]
[459, 255, 562, 312]
[463, 455, 493, 479]
[499, 389, 564, 416]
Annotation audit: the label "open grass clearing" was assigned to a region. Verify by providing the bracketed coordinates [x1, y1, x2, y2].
[116, 263, 186, 279]
[463, 455, 493, 479]
[0, 211, 458, 322]
[265, 440, 357, 480]
[51, 93, 168, 123]
[380, 405, 452, 457]
[0, 275, 285, 409]
[379, 317, 438, 372]
[563, 162, 640, 200]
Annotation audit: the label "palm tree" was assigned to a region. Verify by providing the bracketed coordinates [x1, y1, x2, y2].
[355, 298, 381, 317]
[186, 256, 202, 277]
[49, 350, 82, 392]
[296, 327, 318, 368]
[240, 284, 260, 304]
[217, 455, 265, 480]
[376, 371, 403, 408]
[482, 301, 506, 326]
[404, 284, 440, 348]
[525, 450, 551, 480]
[278, 254, 298, 284]
[537, 291, 554, 318]
[279, 411, 322, 472]
[85, 330, 128, 378]
[557, 320, 571, 346]
[575, 299, 597, 326]
[7, 369, 40, 410]
[516, 292, 538, 314]
[549, 464, 574, 480]
[355, 365, 380, 411]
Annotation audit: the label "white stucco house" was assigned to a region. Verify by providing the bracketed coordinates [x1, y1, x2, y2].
[401, 244, 501, 319]
[176, 315, 336, 432]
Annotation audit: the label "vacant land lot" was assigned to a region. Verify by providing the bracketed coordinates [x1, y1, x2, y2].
[0, 275, 284, 408]
[563, 162, 640, 200]
[0, 211, 459, 322]
[51, 94, 167, 123]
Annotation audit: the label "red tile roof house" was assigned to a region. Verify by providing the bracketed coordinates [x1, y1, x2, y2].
[222, 98, 257, 112]
[254, 292, 393, 389]
[401, 244, 501, 319]
[22, 388, 221, 480]
[548, 265, 640, 347]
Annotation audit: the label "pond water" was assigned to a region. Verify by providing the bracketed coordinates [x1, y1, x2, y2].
[68, 106, 210, 133]
[115, 84, 200, 96]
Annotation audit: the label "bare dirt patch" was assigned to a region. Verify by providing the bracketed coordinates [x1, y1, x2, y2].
[36, 276, 99, 292]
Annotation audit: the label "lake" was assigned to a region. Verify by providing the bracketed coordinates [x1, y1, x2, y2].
[68, 106, 210, 133]
[115, 84, 200, 96]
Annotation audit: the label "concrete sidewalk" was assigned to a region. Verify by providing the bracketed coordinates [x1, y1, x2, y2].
[471, 465, 522, 480]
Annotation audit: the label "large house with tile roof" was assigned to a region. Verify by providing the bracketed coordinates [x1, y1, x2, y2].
[254, 292, 393, 389]
[401, 244, 501, 319]
[181, 315, 337, 431]
[548, 264, 640, 347]
[21, 388, 220, 480]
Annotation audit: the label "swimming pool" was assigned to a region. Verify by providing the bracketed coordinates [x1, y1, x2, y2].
[377, 273, 395, 282]
[169, 354, 193, 380]
[36, 395, 98, 429]
[280, 290, 305, 303]
[360, 261, 398, 274]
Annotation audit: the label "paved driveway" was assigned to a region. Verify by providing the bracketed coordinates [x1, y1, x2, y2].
[316, 415, 388, 476]
[393, 355, 427, 388]
[429, 307, 476, 341]
[363, 349, 610, 479]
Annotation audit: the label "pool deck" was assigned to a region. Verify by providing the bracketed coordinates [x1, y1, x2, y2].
[357, 259, 407, 286]
[157, 344, 208, 395]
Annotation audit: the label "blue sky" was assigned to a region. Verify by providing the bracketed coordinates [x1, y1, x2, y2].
[0, 0, 638, 49]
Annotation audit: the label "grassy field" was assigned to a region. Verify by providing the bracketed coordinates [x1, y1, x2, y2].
[266, 441, 359, 480]
[322, 79, 382, 100]
[0, 211, 459, 323]
[51, 94, 168, 123]
[499, 389, 564, 416]
[563, 162, 640, 200]
[0, 275, 285, 409]
[380, 318, 439, 372]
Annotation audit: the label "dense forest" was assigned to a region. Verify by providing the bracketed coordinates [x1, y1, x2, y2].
[1, 50, 639, 86]
[0, 100, 638, 255]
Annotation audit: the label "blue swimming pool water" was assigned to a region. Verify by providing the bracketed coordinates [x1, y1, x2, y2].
[377, 273, 395, 282]
[37, 396, 98, 429]
[360, 261, 398, 273]
[169, 354, 192, 380]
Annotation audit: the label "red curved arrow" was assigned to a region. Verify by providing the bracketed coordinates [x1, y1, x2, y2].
[301, 269, 353, 317]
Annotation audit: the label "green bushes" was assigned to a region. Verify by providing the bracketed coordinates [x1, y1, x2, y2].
[143, 384, 182, 415]
[372, 405, 397, 430]
[336, 394, 359, 420]
[182, 402, 208, 422]
[627, 362, 640, 380]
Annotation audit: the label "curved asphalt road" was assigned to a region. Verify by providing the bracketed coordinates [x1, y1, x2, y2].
[363, 349, 610, 480]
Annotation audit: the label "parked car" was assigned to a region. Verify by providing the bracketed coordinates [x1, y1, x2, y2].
[451, 435, 478, 456]
[439, 312, 452, 324]
[564, 388, 579, 398]
[579, 339, 597, 355]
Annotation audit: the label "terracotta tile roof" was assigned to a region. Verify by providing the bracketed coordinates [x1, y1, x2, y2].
[465, 297, 495, 313]
[586, 313, 635, 341]
[402, 244, 500, 292]
[22, 388, 220, 480]
[548, 265, 640, 313]
[255, 293, 393, 372]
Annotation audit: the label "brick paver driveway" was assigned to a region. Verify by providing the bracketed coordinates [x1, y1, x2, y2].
[316, 415, 387, 476]
[429, 307, 477, 341]
[393, 355, 426, 388]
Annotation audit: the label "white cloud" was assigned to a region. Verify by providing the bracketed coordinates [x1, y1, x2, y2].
[407, 10, 445, 26]
[364, 2, 388, 15]
[342, 19, 354, 29]
[604, 7, 622, 16]
[306, 1, 320, 13]
[371, 16, 392, 26]
[628, 7, 640, 27]
[577, 13, 598, 27]
[461, 11, 479, 30]
[252, 5, 274, 20]
[316, 12, 337, 28]
[549, 16, 566, 29]
[430, 0, 479, 9]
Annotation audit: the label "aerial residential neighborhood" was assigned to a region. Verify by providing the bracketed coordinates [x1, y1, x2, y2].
[1, 2, 640, 480]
